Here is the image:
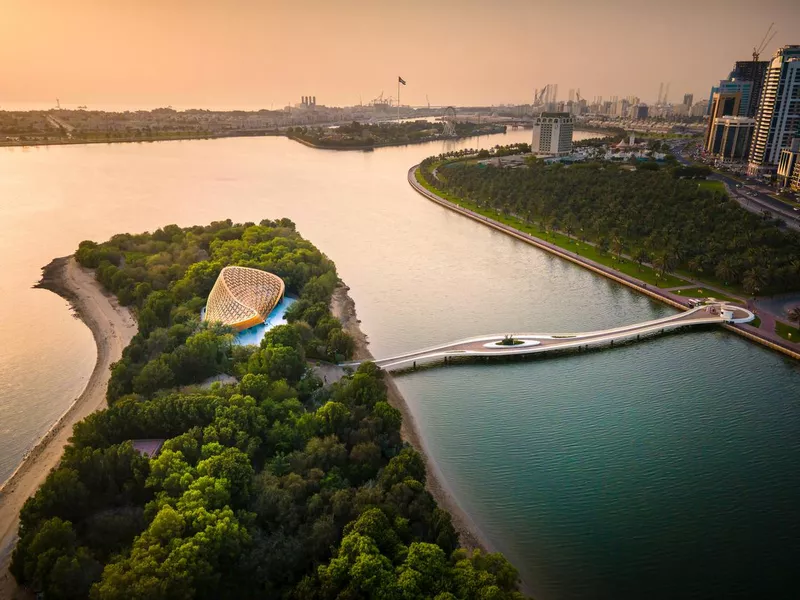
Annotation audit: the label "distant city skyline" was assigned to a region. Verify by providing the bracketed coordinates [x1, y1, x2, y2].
[1, 0, 799, 111]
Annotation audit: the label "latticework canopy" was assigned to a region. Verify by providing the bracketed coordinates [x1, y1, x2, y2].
[204, 266, 285, 331]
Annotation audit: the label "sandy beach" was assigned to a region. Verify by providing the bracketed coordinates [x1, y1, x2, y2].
[331, 284, 493, 555]
[0, 268, 494, 597]
[0, 257, 137, 598]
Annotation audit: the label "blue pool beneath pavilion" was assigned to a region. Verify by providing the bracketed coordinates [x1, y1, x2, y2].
[234, 296, 297, 346]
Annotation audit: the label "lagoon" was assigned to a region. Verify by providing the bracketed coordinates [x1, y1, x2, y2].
[0, 130, 798, 599]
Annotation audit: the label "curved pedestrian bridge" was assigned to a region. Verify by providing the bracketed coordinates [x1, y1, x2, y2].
[344, 304, 755, 372]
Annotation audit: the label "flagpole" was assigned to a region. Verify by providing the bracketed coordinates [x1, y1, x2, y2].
[397, 78, 400, 122]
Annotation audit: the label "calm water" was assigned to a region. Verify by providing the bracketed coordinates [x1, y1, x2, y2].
[235, 296, 296, 346]
[1, 131, 798, 599]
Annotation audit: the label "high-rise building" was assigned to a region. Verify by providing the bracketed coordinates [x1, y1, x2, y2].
[706, 80, 752, 117]
[531, 112, 573, 156]
[777, 137, 800, 191]
[747, 46, 800, 176]
[683, 93, 694, 108]
[704, 91, 742, 149]
[732, 60, 769, 117]
[705, 116, 756, 162]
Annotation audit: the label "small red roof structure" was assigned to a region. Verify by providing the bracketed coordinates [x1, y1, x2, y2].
[131, 439, 165, 458]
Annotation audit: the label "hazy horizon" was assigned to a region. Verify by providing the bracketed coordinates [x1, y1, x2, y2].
[2, 0, 799, 111]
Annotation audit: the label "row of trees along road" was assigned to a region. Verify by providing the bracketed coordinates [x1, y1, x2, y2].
[12, 220, 527, 600]
[422, 156, 800, 296]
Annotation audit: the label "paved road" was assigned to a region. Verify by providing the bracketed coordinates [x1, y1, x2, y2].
[711, 173, 800, 230]
[671, 141, 800, 230]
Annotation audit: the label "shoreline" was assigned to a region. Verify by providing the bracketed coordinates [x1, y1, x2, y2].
[408, 165, 800, 362]
[330, 284, 495, 556]
[0, 257, 137, 598]
[0, 131, 283, 149]
[288, 130, 506, 152]
[1, 266, 502, 596]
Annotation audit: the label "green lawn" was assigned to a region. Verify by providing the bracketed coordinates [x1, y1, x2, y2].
[671, 287, 743, 304]
[709, 167, 746, 183]
[775, 321, 800, 342]
[698, 180, 726, 193]
[416, 166, 688, 288]
[750, 316, 761, 328]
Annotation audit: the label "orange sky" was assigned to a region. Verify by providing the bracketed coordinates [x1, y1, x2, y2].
[1, 0, 799, 110]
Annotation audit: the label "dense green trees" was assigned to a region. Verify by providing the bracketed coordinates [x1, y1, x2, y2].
[287, 121, 504, 149]
[13, 221, 527, 599]
[422, 158, 800, 294]
[75, 219, 352, 403]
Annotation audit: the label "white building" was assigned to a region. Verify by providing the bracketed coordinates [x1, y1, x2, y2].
[777, 138, 800, 191]
[690, 100, 709, 117]
[705, 116, 756, 163]
[747, 45, 800, 176]
[532, 112, 574, 156]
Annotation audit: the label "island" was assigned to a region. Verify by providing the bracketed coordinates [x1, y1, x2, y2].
[287, 120, 506, 150]
[4, 219, 528, 599]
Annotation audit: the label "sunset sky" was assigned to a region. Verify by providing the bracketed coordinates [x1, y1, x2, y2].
[1, 0, 799, 111]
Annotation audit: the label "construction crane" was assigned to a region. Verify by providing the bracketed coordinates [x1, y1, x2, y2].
[533, 85, 549, 107]
[753, 22, 777, 62]
[426, 94, 430, 109]
[575, 89, 582, 103]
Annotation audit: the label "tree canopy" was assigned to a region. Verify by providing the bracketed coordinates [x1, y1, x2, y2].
[13, 220, 527, 599]
[421, 157, 800, 295]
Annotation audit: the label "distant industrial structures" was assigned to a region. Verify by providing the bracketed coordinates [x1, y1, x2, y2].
[5, 27, 798, 189]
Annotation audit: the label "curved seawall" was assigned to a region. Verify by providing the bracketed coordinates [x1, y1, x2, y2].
[407, 164, 800, 361]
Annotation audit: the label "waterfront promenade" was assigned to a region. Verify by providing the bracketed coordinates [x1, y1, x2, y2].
[345, 304, 755, 371]
[408, 165, 800, 361]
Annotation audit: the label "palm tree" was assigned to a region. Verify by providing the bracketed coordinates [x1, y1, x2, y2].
[564, 216, 575, 239]
[687, 256, 704, 275]
[788, 306, 800, 330]
[611, 235, 625, 261]
[634, 249, 651, 271]
[653, 251, 675, 278]
[714, 259, 737, 285]
[742, 268, 766, 297]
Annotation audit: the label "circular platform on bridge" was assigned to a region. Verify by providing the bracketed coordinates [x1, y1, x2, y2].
[482, 339, 541, 349]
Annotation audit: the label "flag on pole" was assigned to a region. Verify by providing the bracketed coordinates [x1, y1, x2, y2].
[398, 76, 406, 85]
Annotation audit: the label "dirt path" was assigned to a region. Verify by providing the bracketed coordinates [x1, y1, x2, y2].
[0, 257, 137, 598]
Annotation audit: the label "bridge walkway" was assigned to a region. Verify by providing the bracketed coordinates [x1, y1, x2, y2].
[343, 304, 754, 372]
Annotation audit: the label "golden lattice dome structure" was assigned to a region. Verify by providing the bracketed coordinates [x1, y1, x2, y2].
[203, 266, 285, 331]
